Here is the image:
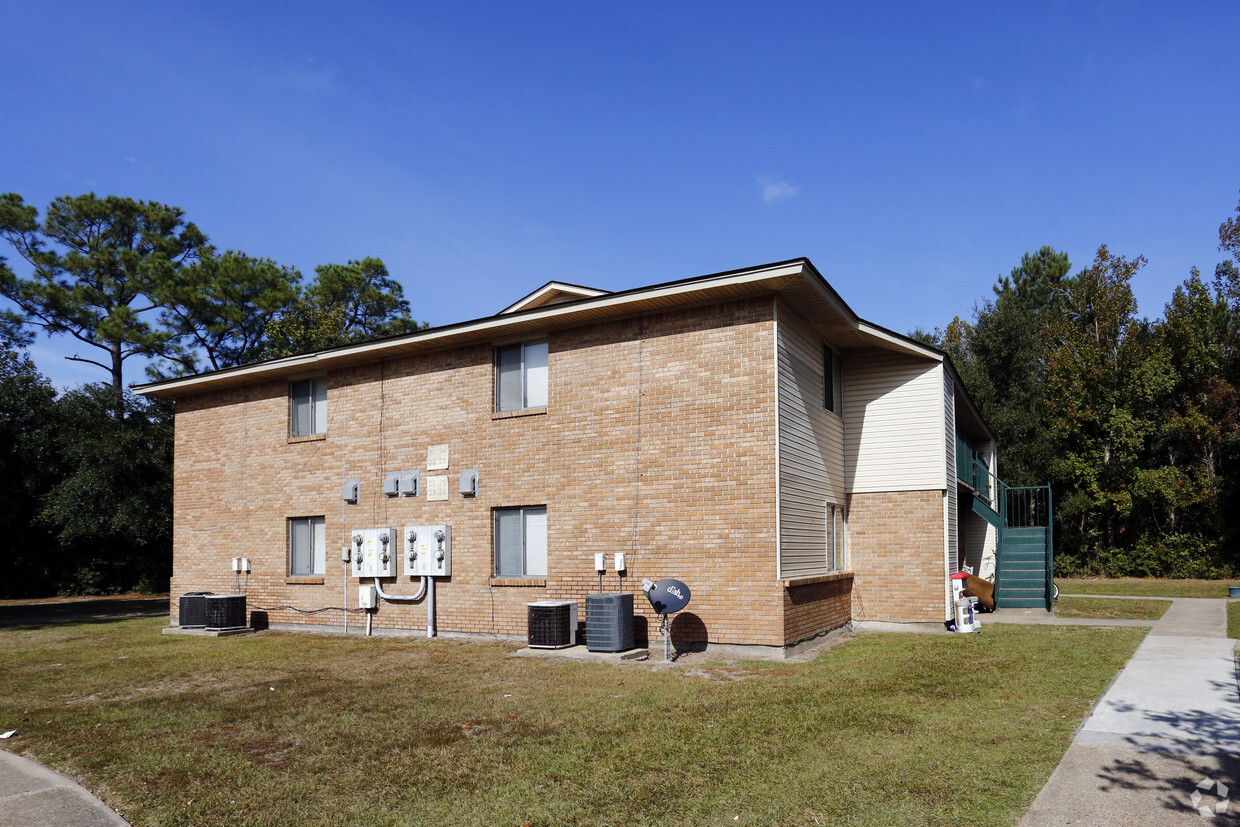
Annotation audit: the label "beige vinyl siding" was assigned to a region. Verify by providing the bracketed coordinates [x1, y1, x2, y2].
[961, 509, 992, 573]
[844, 348, 946, 492]
[775, 303, 846, 578]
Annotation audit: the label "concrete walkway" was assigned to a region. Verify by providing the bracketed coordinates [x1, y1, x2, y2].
[1010, 597, 1240, 825]
[0, 749, 129, 827]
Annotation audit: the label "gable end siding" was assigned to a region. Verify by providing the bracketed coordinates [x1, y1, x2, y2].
[844, 349, 945, 493]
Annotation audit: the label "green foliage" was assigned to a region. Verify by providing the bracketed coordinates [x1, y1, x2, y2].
[925, 248, 1072, 487]
[1096, 533, 1230, 579]
[1042, 246, 1185, 571]
[936, 198, 1240, 578]
[0, 349, 60, 596]
[0, 256, 34, 349]
[40, 384, 173, 594]
[308, 257, 421, 339]
[261, 302, 351, 358]
[0, 193, 207, 395]
[0, 353, 171, 596]
[1, 192, 424, 388]
[154, 250, 302, 376]
[994, 244, 1076, 311]
[262, 257, 424, 358]
[0, 193, 429, 597]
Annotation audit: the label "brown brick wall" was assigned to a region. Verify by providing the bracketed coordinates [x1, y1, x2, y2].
[846, 490, 948, 622]
[782, 575, 852, 642]
[170, 298, 840, 647]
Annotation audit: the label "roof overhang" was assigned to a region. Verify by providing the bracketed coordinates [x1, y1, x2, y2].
[133, 257, 943, 400]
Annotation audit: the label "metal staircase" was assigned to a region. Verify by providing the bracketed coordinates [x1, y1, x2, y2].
[962, 450, 1054, 611]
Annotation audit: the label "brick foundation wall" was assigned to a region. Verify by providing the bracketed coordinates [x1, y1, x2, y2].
[846, 490, 948, 622]
[782, 574, 852, 643]
[171, 298, 821, 647]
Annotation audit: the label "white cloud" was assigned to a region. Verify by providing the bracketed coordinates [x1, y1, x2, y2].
[756, 176, 799, 204]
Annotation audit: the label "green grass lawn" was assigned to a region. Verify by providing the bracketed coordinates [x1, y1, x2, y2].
[0, 608, 1145, 827]
[1229, 601, 1240, 640]
[1053, 596, 1171, 621]
[1058, 577, 1240, 599]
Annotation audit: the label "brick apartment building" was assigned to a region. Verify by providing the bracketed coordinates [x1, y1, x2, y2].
[136, 257, 997, 657]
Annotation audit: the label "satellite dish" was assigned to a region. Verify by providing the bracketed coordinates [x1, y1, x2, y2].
[641, 578, 691, 614]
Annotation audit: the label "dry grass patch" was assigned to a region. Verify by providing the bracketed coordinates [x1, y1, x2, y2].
[0, 614, 1144, 826]
[1054, 596, 1171, 621]
[1058, 578, 1240, 598]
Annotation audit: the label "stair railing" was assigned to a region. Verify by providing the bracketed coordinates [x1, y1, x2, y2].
[1002, 484, 1055, 611]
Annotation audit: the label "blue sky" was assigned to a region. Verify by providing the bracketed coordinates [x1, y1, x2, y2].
[4, 1, 1239, 388]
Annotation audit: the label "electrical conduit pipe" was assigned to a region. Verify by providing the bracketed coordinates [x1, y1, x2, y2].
[371, 577, 436, 639]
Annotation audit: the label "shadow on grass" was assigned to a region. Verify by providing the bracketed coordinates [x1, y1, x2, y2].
[0, 597, 168, 630]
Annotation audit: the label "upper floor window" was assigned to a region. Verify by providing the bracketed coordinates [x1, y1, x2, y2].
[823, 345, 842, 414]
[290, 377, 327, 437]
[495, 341, 548, 412]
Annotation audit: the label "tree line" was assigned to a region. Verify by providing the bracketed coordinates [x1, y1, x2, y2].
[0, 193, 421, 596]
[917, 196, 1240, 578]
[3, 190, 1238, 595]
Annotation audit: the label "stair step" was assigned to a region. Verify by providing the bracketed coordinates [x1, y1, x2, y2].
[1000, 549, 1046, 559]
[997, 588, 1047, 601]
[1000, 597, 1049, 608]
[996, 560, 1046, 572]
[999, 581, 1046, 593]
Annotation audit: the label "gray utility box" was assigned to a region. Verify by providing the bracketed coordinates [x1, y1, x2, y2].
[586, 592, 635, 652]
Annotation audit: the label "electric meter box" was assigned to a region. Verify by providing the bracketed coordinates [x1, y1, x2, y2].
[351, 528, 398, 578]
[403, 524, 452, 577]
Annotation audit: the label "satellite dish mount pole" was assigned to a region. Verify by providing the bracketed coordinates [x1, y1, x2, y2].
[661, 613, 671, 663]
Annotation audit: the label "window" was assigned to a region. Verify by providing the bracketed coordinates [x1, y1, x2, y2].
[826, 503, 846, 571]
[494, 506, 547, 577]
[290, 377, 327, 437]
[823, 345, 843, 413]
[495, 341, 548, 412]
[289, 516, 326, 576]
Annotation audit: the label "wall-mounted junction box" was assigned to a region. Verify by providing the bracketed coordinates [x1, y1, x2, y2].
[351, 528, 398, 578]
[358, 584, 378, 609]
[403, 525, 452, 577]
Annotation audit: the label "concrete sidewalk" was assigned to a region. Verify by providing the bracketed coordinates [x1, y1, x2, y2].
[0, 749, 129, 827]
[1017, 597, 1240, 825]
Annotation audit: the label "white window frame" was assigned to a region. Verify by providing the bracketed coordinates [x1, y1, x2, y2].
[289, 377, 327, 437]
[289, 516, 326, 576]
[493, 506, 548, 577]
[826, 503, 846, 571]
[823, 345, 843, 414]
[495, 341, 548, 412]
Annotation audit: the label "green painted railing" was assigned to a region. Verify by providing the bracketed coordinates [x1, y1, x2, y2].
[956, 436, 1055, 609]
[956, 436, 992, 500]
[1000, 483, 1055, 611]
